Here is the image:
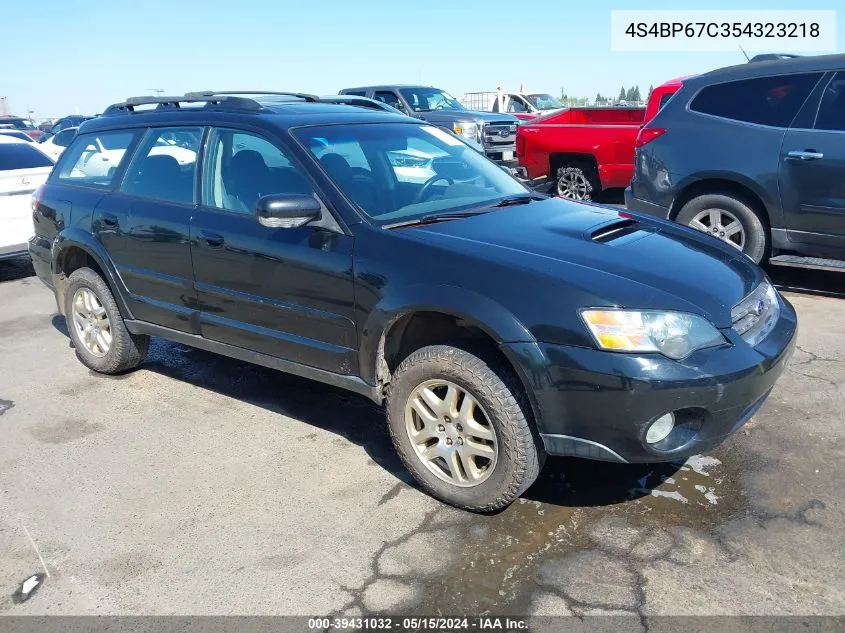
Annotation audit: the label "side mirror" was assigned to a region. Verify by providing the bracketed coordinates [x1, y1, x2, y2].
[255, 194, 321, 229]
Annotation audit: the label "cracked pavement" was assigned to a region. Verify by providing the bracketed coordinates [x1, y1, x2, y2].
[0, 257, 843, 617]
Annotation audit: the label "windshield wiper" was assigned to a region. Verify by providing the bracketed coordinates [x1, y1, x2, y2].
[383, 211, 487, 230]
[487, 193, 547, 208]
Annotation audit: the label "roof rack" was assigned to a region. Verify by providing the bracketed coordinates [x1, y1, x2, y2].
[102, 94, 264, 116]
[184, 90, 320, 103]
[748, 53, 802, 63]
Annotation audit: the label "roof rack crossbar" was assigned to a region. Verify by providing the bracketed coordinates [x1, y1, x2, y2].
[102, 94, 264, 116]
[184, 90, 320, 103]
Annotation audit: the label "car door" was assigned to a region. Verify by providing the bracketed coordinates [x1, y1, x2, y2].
[95, 126, 203, 332]
[778, 71, 845, 253]
[190, 127, 358, 375]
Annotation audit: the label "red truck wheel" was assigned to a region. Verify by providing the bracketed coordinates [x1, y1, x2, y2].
[555, 164, 600, 201]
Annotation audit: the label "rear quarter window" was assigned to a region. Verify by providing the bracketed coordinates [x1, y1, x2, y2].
[0, 144, 54, 170]
[54, 130, 139, 188]
[690, 72, 823, 128]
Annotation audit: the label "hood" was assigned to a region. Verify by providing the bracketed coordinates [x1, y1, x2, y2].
[418, 110, 520, 125]
[406, 199, 763, 328]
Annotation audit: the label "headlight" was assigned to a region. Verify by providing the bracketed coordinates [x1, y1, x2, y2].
[452, 121, 479, 143]
[581, 309, 726, 360]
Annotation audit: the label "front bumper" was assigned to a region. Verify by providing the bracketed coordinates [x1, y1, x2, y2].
[624, 186, 670, 219]
[503, 295, 797, 463]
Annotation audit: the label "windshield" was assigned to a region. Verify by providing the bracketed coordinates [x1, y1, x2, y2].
[296, 123, 527, 226]
[398, 88, 464, 113]
[524, 94, 563, 110]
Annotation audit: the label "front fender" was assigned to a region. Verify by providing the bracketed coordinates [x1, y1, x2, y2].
[52, 229, 133, 318]
[359, 283, 535, 387]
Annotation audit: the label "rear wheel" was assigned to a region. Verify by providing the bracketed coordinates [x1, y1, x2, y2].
[386, 344, 543, 512]
[676, 192, 768, 263]
[555, 162, 600, 201]
[64, 267, 149, 374]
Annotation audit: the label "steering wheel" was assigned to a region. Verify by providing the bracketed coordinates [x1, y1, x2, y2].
[414, 175, 454, 204]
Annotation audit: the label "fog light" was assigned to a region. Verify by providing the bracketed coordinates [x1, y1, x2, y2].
[646, 413, 675, 444]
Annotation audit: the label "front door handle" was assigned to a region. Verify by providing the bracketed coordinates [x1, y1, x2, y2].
[101, 213, 118, 226]
[198, 230, 225, 249]
[786, 150, 824, 161]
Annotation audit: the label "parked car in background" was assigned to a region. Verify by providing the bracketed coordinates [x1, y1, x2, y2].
[49, 115, 95, 134]
[627, 54, 845, 268]
[0, 116, 45, 141]
[0, 136, 54, 260]
[460, 91, 564, 120]
[318, 94, 407, 115]
[517, 77, 683, 200]
[0, 130, 36, 143]
[339, 85, 520, 166]
[39, 126, 78, 160]
[30, 91, 796, 511]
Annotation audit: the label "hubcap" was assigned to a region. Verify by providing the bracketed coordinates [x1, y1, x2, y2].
[71, 288, 112, 357]
[688, 208, 746, 251]
[557, 170, 591, 200]
[404, 379, 498, 487]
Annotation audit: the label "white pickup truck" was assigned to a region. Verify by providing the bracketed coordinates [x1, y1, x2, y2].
[459, 91, 564, 120]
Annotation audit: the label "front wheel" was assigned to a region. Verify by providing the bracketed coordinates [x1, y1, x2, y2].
[386, 344, 543, 512]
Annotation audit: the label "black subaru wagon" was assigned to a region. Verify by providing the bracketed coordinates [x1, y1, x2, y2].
[29, 91, 797, 512]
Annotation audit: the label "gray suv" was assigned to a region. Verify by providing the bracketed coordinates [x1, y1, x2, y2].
[626, 54, 845, 270]
[339, 85, 519, 167]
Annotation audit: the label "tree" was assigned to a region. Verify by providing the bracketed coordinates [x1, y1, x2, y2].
[595, 93, 603, 105]
[647, 84, 654, 100]
[631, 86, 641, 102]
[618, 86, 626, 102]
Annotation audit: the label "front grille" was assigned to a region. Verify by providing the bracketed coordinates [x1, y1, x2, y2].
[731, 281, 780, 347]
[482, 121, 518, 146]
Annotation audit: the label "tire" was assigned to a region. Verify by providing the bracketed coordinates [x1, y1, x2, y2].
[386, 344, 543, 512]
[64, 267, 149, 374]
[675, 192, 768, 264]
[555, 162, 601, 201]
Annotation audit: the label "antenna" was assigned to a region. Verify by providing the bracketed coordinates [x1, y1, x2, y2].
[147, 88, 165, 96]
[739, 45, 750, 62]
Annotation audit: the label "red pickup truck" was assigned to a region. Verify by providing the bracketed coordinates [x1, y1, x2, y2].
[516, 78, 684, 200]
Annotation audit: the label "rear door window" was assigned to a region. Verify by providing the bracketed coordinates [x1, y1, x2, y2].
[0, 143, 54, 170]
[814, 72, 845, 132]
[121, 127, 203, 205]
[690, 72, 823, 127]
[55, 131, 139, 187]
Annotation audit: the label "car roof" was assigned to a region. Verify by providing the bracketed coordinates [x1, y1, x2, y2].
[688, 53, 845, 87]
[0, 134, 31, 144]
[82, 93, 413, 134]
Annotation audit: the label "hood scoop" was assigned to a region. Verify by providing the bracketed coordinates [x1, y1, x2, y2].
[590, 218, 652, 245]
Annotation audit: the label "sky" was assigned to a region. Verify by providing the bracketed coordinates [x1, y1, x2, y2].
[2, 0, 843, 119]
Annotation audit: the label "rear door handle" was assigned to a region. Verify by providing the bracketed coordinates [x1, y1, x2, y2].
[786, 150, 824, 161]
[198, 230, 225, 249]
[101, 213, 118, 226]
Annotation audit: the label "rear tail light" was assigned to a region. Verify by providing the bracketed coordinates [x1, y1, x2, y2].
[516, 133, 525, 157]
[31, 184, 45, 213]
[635, 127, 666, 148]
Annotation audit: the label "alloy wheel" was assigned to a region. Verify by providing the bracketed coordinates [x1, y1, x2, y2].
[557, 170, 591, 200]
[404, 379, 498, 487]
[688, 208, 746, 250]
[71, 288, 112, 357]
